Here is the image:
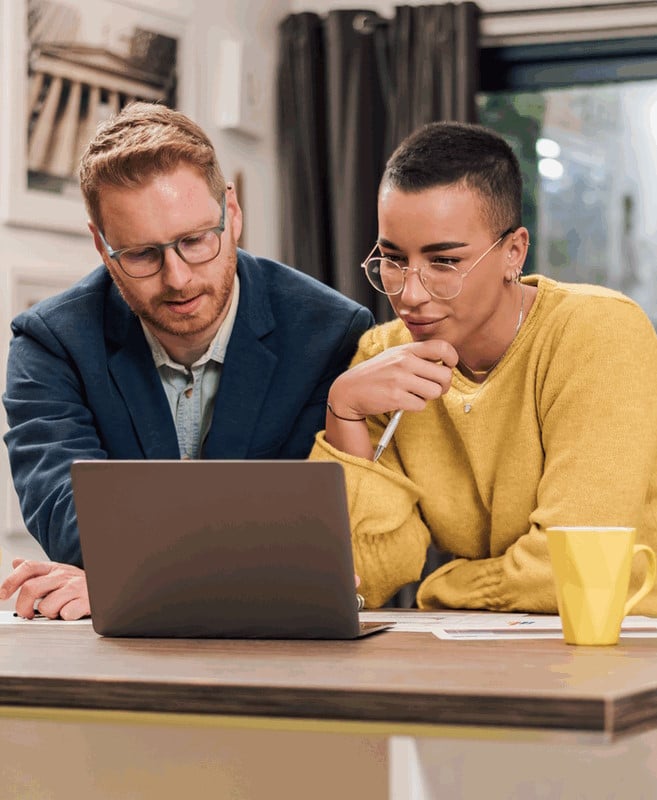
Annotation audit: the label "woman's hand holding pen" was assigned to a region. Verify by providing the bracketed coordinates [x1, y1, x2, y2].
[325, 339, 458, 459]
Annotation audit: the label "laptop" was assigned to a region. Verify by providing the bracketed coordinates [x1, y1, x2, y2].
[71, 459, 390, 639]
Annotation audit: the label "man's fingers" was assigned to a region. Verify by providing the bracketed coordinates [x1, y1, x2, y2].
[58, 597, 91, 621]
[13, 575, 64, 618]
[18, 576, 88, 620]
[7, 563, 86, 618]
[14, 593, 42, 619]
[0, 560, 54, 600]
[36, 592, 71, 620]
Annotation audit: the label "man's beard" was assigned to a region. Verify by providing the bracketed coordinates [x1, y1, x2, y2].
[110, 249, 237, 339]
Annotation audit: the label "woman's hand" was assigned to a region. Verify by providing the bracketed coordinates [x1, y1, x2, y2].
[324, 339, 458, 459]
[328, 338, 458, 421]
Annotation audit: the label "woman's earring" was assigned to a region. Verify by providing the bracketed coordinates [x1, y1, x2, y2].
[504, 266, 522, 284]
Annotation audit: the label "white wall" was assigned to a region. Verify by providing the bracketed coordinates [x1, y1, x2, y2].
[194, 0, 292, 260]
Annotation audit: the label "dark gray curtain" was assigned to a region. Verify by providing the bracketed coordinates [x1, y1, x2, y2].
[277, 2, 481, 319]
[383, 3, 481, 152]
[324, 11, 387, 309]
[277, 14, 332, 283]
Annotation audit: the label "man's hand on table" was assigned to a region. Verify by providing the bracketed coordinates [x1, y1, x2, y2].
[0, 564, 360, 622]
[0, 559, 90, 620]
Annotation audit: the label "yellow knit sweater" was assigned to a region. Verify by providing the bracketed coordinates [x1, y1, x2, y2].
[310, 276, 657, 613]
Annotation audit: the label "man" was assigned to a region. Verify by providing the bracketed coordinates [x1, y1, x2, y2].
[311, 120, 657, 613]
[1, 102, 373, 619]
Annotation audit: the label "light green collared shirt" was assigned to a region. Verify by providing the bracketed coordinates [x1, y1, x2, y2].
[141, 276, 240, 459]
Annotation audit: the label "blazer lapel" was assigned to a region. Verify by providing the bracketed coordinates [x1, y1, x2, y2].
[106, 287, 179, 458]
[203, 252, 277, 458]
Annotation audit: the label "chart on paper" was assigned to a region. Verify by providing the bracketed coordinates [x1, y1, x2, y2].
[359, 610, 657, 640]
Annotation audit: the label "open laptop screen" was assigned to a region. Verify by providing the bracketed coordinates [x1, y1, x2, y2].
[72, 459, 387, 639]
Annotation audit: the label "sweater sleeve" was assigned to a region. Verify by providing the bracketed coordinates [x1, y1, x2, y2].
[417, 296, 657, 613]
[310, 432, 431, 607]
[309, 323, 437, 607]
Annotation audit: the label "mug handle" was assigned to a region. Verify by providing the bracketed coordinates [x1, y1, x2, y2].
[624, 544, 657, 615]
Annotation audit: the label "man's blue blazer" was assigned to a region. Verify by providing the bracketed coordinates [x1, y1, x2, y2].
[3, 250, 374, 565]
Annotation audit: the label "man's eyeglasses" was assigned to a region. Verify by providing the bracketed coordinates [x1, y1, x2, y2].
[361, 227, 515, 301]
[99, 195, 226, 279]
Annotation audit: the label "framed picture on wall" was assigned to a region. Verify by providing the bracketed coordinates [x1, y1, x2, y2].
[9, 264, 86, 316]
[0, 0, 193, 236]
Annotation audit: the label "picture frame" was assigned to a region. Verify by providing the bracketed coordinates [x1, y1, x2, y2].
[0, 0, 193, 236]
[10, 263, 87, 316]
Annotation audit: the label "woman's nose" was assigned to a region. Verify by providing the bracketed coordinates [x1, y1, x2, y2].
[399, 265, 432, 305]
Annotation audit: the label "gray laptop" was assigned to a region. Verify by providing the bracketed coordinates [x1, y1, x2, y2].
[71, 459, 389, 639]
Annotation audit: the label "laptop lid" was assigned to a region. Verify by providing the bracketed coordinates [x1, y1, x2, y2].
[71, 459, 388, 639]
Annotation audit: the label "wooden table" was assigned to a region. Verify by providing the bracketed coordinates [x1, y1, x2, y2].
[2, 615, 657, 798]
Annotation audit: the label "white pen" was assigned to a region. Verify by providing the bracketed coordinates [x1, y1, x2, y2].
[373, 409, 404, 463]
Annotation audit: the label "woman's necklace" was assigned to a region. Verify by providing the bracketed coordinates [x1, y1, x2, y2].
[459, 283, 525, 414]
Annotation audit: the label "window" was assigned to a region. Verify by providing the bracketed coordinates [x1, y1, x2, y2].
[478, 37, 657, 325]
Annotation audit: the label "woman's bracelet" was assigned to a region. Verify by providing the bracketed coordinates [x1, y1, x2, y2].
[326, 400, 366, 422]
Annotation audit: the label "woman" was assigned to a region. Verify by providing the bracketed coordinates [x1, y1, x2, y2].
[311, 121, 657, 613]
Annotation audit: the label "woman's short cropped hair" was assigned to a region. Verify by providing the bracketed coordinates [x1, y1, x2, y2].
[381, 121, 522, 235]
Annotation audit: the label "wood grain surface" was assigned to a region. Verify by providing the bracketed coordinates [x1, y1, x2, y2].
[1, 619, 657, 737]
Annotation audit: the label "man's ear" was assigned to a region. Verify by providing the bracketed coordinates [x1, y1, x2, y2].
[225, 183, 243, 244]
[88, 222, 113, 269]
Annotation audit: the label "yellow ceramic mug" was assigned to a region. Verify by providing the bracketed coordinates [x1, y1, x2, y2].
[546, 526, 657, 646]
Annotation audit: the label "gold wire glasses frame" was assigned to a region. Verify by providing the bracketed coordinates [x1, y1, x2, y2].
[361, 227, 515, 300]
[99, 195, 227, 279]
